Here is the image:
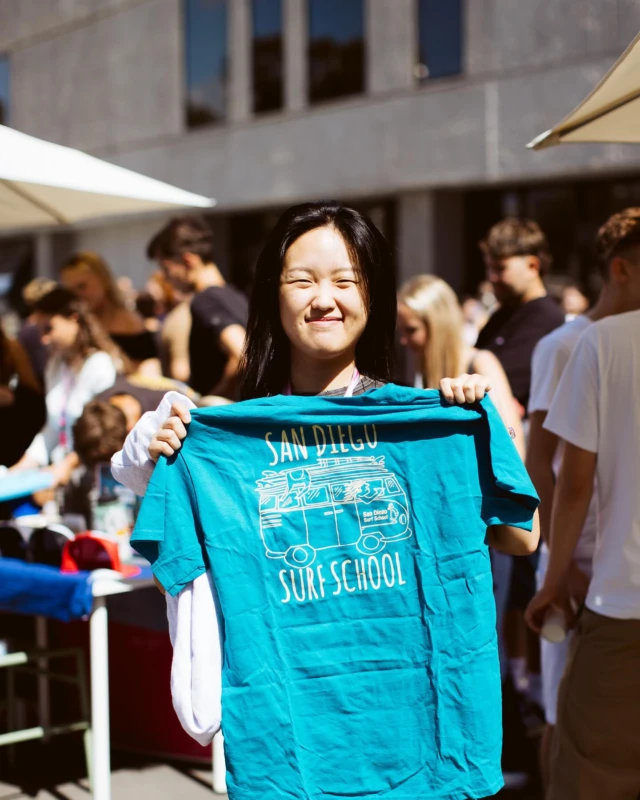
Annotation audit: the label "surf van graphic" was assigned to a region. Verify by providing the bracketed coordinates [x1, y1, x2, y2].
[256, 456, 412, 568]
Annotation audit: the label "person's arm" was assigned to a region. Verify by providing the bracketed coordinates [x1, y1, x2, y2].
[525, 411, 558, 544]
[9, 337, 41, 393]
[525, 444, 596, 632]
[525, 327, 599, 633]
[10, 447, 79, 488]
[135, 357, 163, 378]
[208, 324, 246, 398]
[170, 355, 190, 384]
[46, 451, 80, 487]
[9, 452, 41, 472]
[488, 511, 540, 555]
[110, 390, 196, 495]
[472, 349, 525, 458]
[161, 302, 192, 383]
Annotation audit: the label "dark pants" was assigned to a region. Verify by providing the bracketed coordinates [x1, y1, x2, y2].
[549, 610, 640, 800]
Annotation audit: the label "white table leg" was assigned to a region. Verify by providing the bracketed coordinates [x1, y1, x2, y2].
[212, 730, 227, 794]
[35, 616, 50, 734]
[90, 597, 111, 800]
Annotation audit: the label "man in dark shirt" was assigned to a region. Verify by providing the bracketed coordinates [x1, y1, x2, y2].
[476, 219, 565, 414]
[476, 218, 564, 726]
[147, 216, 248, 398]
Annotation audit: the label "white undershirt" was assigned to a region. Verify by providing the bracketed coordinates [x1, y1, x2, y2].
[529, 316, 596, 562]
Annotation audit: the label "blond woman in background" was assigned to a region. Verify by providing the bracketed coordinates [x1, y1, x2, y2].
[60, 251, 161, 376]
[398, 275, 524, 457]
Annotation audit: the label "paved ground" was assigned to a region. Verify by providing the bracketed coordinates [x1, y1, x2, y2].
[0, 743, 222, 800]
[0, 763, 539, 800]
[0, 765, 218, 800]
[0, 745, 540, 800]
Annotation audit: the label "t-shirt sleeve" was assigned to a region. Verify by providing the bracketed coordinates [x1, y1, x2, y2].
[528, 334, 563, 414]
[544, 328, 599, 454]
[83, 351, 117, 395]
[131, 450, 207, 595]
[192, 289, 246, 339]
[478, 397, 540, 530]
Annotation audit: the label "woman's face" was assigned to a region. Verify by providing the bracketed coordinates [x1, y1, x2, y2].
[397, 304, 427, 353]
[40, 313, 80, 354]
[279, 226, 367, 364]
[61, 266, 105, 312]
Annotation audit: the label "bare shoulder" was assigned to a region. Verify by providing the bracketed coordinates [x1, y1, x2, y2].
[108, 308, 146, 335]
[471, 349, 505, 376]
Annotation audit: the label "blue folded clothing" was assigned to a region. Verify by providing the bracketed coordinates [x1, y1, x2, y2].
[0, 558, 93, 621]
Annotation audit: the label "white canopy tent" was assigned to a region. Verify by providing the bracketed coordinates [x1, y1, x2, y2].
[528, 31, 640, 149]
[0, 124, 214, 232]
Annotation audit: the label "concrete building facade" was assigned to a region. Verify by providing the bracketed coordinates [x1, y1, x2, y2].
[2, 0, 640, 293]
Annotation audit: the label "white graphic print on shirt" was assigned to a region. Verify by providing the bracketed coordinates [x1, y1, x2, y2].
[259, 424, 411, 603]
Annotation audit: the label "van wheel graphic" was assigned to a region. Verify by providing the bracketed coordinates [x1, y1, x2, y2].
[356, 533, 386, 556]
[284, 545, 316, 568]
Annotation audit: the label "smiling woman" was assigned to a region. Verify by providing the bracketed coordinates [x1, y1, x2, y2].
[279, 228, 368, 388]
[243, 201, 397, 398]
[111, 200, 539, 800]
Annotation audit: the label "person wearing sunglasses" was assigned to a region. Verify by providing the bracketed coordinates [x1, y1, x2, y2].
[10, 287, 121, 491]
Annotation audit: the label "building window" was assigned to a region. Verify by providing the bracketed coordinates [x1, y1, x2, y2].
[252, 0, 283, 114]
[185, 0, 228, 128]
[417, 0, 463, 81]
[308, 0, 364, 104]
[0, 56, 9, 125]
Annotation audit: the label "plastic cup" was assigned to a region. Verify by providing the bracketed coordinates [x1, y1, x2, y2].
[541, 606, 567, 643]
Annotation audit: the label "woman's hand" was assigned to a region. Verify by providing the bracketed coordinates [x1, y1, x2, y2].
[440, 373, 492, 404]
[149, 402, 192, 462]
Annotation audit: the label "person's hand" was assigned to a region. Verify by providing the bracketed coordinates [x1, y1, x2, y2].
[149, 402, 191, 462]
[567, 561, 590, 609]
[45, 461, 73, 488]
[525, 582, 576, 634]
[525, 584, 558, 634]
[440, 373, 492, 404]
[0, 386, 15, 407]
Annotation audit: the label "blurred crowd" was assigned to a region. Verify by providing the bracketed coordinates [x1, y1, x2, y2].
[1, 205, 639, 798]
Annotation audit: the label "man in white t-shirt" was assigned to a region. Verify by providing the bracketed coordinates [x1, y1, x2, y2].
[526, 210, 640, 800]
[525, 208, 640, 790]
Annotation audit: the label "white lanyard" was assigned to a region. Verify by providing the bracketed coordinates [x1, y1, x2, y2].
[283, 368, 361, 398]
[57, 364, 75, 450]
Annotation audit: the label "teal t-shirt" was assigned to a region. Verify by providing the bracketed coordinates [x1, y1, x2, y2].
[132, 385, 538, 800]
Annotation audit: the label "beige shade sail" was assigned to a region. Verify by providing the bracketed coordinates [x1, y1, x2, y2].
[0, 124, 215, 233]
[528, 31, 640, 149]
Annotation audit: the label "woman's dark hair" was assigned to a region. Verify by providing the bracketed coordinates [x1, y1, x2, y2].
[240, 201, 397, 399]
[33, 286, 130, 372]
